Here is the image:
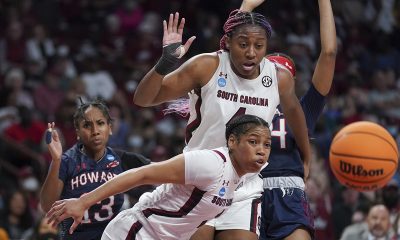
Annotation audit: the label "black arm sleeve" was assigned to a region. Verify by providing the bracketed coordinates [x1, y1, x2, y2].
[300, 84, 326, 134]
[114, 149, 151, 171]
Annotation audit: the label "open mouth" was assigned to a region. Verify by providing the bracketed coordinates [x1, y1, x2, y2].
[243, 62, 256, 71]
[255, 159, 265, 167]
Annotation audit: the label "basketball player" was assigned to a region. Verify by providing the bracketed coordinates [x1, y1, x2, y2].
[40, 99, 151, 240]
[247, 0, 335, 239]
[45, 114, 271, 240]
[133, 7, 311, 240]
[191, 0, 337, 239]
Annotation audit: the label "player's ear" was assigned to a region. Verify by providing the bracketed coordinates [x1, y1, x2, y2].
[225, 41, 230, 50]
[227, 134, 237, 151]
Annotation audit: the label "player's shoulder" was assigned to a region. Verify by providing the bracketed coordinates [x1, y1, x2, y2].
[188, 52, 219, 67]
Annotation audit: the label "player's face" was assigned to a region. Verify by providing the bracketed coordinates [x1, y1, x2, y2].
[227, 24, 267, 79]
[76, 106, 111, 156]
[229, 126, 271, 176]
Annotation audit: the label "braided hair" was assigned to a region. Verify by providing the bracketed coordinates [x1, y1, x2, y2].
[220, 9, 272, 50]
[73, 98, 112, 129]
[225, 114, 270, 142]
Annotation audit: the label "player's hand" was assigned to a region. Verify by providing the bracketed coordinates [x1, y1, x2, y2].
[162, 12, 196, 58]
[240, 0, 265, 12]
[46, 198, 85, 234]
[46, 122, 62, 163]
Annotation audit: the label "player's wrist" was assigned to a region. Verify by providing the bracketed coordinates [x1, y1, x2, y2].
[154, 42, 182, 75]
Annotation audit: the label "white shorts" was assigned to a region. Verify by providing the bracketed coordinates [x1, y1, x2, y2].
[102, 208, 154, 240]
[205, 196, 262, 235]
[232, 173, 264, 202]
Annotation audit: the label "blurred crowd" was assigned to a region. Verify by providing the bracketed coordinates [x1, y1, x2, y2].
[0, 0, 399, 239]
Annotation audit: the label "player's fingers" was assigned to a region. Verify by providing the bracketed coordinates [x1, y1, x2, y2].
[183, 36, 196, 52]
[47, 207, 64, 227]
[162, 20, 167, 36]
[172, 12, 179, 32]
[167, 13, 173, 34]
[177, 17, 185, 36]
[69, 218, 81, 234]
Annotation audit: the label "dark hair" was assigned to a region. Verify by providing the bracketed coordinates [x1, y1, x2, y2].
[220, 9, 272, 50]
[225, 114, 270, 141]
[73, 98, 112, 129]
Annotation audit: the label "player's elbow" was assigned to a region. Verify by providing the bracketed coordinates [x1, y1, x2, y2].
[132, 96, 155, 107]
[321, 46, 337, 59]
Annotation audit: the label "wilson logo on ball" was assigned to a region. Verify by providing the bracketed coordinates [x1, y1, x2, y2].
[340, 160, 384, 177]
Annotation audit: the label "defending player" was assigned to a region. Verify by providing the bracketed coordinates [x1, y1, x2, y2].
[254, 0, 336, 239]
[40, 99, 150, 240]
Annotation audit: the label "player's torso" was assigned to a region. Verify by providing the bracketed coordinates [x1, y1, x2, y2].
[185, 51, 280, 151]
[60, 145, 125, 237]
[261, 108, 304, 178]
[135, 149, 242, 238]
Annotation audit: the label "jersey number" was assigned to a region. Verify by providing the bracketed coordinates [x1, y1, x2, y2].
[271, 118, 287, 149]
[81, 196, 115, 223]
[227, 107, 246, 125]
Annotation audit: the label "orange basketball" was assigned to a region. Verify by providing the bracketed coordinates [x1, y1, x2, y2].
[329, 121, 399, 192]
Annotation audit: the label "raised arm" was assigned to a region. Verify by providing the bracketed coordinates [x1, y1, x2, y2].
[46, 154, 186, 233]
[40, 123, 64, 212]
[278, 69, 311, 180]
[133, 12, 211, 107]
[312, 0, 337, 95]
[239, 0, 265, 12]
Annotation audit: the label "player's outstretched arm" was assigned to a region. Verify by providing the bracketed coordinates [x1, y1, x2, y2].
[278, 69, 311, 180]
[312, 0, 337, 96]
[46, 154, 186, 233]
[239, 0, 265, 12]
[133, 12, 198, 107]
[40, 122, 64, 212]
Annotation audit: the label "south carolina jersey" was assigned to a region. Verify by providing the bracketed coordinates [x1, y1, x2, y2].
[261, 84, 326, 178]
[102, 147, 242, 240]
[58, 144, 149, 240]
[185, 51, 280, 151]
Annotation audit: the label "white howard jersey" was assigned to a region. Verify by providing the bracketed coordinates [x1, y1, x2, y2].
[185, 51, 280, 151]
[119, 147, 241, 239]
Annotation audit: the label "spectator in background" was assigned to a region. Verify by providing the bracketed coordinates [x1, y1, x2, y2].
[2, 105, 47, 181]
[26, 24, 56, 71]
[340, 204, 394, 240]
[0, 21, 27, 73]
[306, 177, 335, 240]
[331, 186, 372, 238]
[21, 215, 60, 240]
[0, 189, 34, 240]
[33, 67, 65, 121]
[1, 67, 34, 110]
[80, 57, 117, 102]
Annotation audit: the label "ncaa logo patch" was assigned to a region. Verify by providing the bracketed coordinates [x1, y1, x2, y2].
[262, 76, 272, 87]
[218, 77, 226, 87]
[106, 154, 115, 161]
[219, 187, 226, 197]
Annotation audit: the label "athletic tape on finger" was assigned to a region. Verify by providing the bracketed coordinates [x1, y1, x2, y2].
[177, 46, 186, 59]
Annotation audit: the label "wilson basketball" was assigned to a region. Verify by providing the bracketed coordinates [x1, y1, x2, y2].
[329, 121, 399, 191]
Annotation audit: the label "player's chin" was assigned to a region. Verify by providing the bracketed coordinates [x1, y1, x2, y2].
[247, 162, 264, 173]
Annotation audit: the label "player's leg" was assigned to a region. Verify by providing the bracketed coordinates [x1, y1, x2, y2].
[189, 222, 215, 240]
